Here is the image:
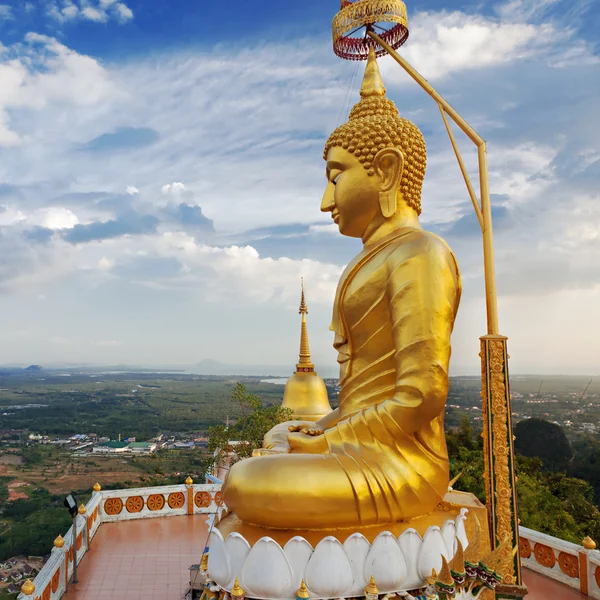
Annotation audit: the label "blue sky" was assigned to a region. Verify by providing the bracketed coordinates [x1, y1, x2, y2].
[0, 0, 599, 375]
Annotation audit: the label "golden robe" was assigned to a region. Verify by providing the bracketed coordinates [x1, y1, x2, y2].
[223, 227, 461, 529]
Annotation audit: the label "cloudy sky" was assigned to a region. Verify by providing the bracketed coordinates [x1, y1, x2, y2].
[0, 0, 598, 375]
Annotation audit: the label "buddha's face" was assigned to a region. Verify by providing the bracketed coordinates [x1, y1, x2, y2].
[321, 146, 380, 239]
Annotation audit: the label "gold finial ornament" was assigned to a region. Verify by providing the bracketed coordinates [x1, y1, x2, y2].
[54, 534, 65, 548]
[185, 475, 193, 485]
[364, 575, 379, 598]
[21, 580, 35, 596]
[281, 280, 333, 422]
[333, 0, 409, 61]
[93, 482, 101, 492]
[78, 503, 87, 515]
[295, 580, 310, 599]
[231, 578, 245, 598]
[583, 536, 597, 550]
[200, 552, 209, 571]
[324, 48, 426, 214]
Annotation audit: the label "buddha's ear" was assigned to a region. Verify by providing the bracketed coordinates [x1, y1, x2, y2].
[373, 147, 404, 218]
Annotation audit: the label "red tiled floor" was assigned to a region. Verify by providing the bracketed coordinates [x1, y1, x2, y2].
[523, 568, 588, 599]
[63, 516, 585, 600]
[63, 516, 208, 600]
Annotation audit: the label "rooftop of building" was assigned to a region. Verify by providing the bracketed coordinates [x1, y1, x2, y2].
[97, 441, 129, 449]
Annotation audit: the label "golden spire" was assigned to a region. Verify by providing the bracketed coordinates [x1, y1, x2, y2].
[231, 578, 245, 598]
[295, 580, 310, 599]
[364, 575, 379, 596]
[297, 278, 314, 372]
[360, 47, 386, 98]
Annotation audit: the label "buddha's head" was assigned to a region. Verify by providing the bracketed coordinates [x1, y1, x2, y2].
[322, 48, 426, 239]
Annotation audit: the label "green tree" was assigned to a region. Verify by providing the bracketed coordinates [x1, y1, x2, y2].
[514, 418, 573, 471]
[208, 383, 293, 472]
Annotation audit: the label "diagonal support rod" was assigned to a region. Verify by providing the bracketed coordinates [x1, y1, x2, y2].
[367, 29, 499, 336]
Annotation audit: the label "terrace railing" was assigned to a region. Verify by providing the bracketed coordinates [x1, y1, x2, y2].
[519, 526, 600, 598]
[17, 480, 222, 600]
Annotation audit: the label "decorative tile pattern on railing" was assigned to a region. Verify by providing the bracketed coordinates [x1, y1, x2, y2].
[17, 482, 222, 600]
[520, 526, 600, 599]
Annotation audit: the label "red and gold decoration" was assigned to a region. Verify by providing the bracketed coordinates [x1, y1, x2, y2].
[147, 493, 166, 511]
[125, 495, 144, 513]
[558, 552, 579, 579]
[195, 491, 212, 508]
[533, 543, 555, 569]
[168, 491, 185, 509]
[332, 0, 409, 61]
[104, 497, 123, 515]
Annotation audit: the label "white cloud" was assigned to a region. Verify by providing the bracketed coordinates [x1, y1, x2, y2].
[91, 339, 120, 346]
[98, 256, 113, 271]
[49, 336, 71, 345]
[0, 34, 117, 147]
[47, 0, 133, 25]
[126, 185, 140, 195]
[114, 2, 133, 23]
[32, 207, 79, 230]
[0, 4, 12, 19]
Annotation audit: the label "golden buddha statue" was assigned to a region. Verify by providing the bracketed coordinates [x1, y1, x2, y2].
[281, 280, 333, 421]
[222, 48, 461, 530]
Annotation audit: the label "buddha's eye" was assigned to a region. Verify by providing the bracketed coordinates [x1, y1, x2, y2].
[331, 172, 341, 185]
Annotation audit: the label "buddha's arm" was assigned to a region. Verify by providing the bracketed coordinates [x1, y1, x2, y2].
[289, 240, 459, 454]
[378, 241, 460, 433]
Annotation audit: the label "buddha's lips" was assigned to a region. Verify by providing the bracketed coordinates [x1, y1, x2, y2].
[332, 210, 340, 223]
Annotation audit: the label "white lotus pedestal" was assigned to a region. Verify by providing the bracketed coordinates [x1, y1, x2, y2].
[206, 491, 490, 600]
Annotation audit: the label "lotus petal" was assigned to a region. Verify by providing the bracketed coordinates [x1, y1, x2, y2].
[284, 537, 314, 589]
[208, 528, 231, 589]
[364, 531, 407, 592]
[456, 508, 469, 551]
[343, 533, 370, 596]
[417, 527, 446, 580]
[242, 537, 294, 598]
[398, 528, 423, 590]
[305, 536, 353, 598]
[225, 533, 251, 589]
[441, 520, 456, 559]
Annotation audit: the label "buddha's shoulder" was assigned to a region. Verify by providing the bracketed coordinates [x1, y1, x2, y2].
[384, 228, 455, 261]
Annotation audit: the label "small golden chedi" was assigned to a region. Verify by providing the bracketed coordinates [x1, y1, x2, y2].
[223, 48, 462, 530]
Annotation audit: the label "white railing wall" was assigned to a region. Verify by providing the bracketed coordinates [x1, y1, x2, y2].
[519, 526, 600, 598]
[17, 482, 222, 600]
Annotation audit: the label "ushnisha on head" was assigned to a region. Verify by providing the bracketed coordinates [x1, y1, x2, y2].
[322, 47, 426, 238]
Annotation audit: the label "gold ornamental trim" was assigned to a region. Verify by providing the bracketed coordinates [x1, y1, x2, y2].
[333, 0, 407, 42]
[332, 0, 409, 60]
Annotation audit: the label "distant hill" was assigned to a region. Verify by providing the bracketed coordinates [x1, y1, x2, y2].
[24, 365, 43, 373]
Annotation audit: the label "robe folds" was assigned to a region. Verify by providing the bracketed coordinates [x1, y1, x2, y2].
[222, 228, 462, 530]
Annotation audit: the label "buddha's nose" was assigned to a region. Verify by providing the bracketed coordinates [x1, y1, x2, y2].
[321, 184, 335, 213]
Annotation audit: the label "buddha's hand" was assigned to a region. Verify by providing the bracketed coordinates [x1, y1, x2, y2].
[262, 420, 314, 454]
[287, 429, 328, 454]
[288, 425, 324, 436]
